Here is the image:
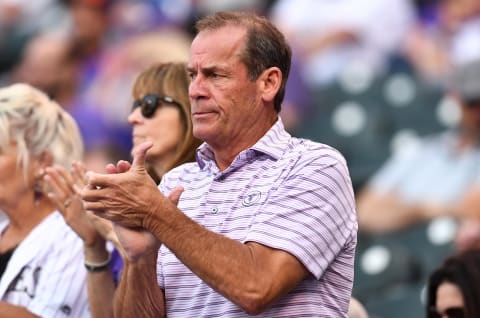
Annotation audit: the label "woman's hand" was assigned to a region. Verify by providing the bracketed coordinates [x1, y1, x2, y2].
[45, 162, 111, 247]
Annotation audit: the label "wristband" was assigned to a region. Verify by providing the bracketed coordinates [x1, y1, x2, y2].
[84, 253, 111, 272]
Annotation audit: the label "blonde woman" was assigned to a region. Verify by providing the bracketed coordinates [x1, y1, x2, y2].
[0, 83, 88, 317]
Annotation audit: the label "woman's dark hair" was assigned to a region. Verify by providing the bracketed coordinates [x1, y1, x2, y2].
[426, 249, 480, 318]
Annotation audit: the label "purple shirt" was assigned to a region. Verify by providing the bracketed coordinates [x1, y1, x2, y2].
[158, 119, 357, 317]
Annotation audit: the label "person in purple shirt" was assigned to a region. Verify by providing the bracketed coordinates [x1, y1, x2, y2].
[81, 11, 357, 317]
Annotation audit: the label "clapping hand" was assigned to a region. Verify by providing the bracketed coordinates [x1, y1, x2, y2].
[81, 142, 184, 262]
[45, 162, 117, 247]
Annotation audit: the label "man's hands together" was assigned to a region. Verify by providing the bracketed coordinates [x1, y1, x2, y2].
[81, 141, 183, 262]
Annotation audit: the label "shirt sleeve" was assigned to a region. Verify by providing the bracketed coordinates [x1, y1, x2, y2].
[245, 150, 357, 280]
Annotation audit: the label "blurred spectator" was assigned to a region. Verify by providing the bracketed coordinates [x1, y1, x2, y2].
[279, 55, 313, 132]
[63, 0, 133, 169]
[0, 0, 69, 72]
[65, 0, 113, 62]
[453, 58, 480, 250]
[356, 58, 480, 234]
[403, 0, 480, 85]
[190, 0, 271, 19]
[454, 218, 480, 252]
[63, 0, 196, 170]
[9, 32, 76, 106]
[426, 249, 480, 318]
[270, 0, 415, 87]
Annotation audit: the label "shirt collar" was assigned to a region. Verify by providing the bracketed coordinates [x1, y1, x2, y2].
[195, 117, 291, 169]
[250, 117, 291, 159]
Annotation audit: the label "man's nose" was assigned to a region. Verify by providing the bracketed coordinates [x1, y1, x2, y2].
[189, 75, 207, 100]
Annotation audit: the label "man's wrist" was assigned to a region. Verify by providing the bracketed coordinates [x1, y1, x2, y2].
[143, 196, 168, 235]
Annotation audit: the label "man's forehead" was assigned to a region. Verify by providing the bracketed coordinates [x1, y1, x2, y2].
[188, 28, 246, 67]
[187, 58, 232, 71]
[191, 26, 246, 51]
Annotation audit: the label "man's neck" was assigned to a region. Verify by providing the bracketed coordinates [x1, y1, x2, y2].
[211, 115, 278, 171]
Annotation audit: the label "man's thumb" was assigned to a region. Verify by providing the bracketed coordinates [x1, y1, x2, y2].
[131, 141, 153, 171]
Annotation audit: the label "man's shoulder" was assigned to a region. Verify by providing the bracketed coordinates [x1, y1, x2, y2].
[286, 136, 348, 166]
[163, 161, 202, 180]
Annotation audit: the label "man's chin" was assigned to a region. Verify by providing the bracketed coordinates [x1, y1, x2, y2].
[192, 129, 213, 142]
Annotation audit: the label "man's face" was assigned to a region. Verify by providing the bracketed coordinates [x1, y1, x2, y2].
[187, 26, 264, 148]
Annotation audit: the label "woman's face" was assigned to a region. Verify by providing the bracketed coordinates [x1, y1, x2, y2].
[128, 95, 184, 169]
[0, 144, 34, 209]
[434, 281, 465, 318]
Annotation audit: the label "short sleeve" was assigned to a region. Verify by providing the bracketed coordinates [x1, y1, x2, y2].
[245, 152, 357, 279]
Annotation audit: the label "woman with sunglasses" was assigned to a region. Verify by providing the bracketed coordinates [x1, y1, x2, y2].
[128, 63, 200, 183]
[45, 62, 201, 318]
[426, 249, 480, 318]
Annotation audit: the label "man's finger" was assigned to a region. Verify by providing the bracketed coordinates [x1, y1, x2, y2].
[105, 163, 118, 174]
[117, 160, 131, 173]
[85, 171, 114, 189]
[80, 184, 110, 206]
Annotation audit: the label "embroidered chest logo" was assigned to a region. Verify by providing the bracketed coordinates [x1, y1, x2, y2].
[242, 191, 262, 206]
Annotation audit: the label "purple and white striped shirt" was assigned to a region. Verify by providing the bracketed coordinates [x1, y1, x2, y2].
[158, 119, 357, 317]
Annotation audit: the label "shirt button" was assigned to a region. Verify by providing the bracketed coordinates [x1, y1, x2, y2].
[211, 207, 218, 214]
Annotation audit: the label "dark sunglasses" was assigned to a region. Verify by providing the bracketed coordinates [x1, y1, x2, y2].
[132, 94, 182, 118]
[429, 306, 464, 318]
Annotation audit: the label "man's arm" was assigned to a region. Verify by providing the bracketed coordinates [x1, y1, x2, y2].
[114, 245, 165, 318]
[112, 203, 307, 315]
[146, 204, 309, 314]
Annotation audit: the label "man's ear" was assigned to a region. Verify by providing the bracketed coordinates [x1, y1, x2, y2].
[258, 67, 282, 104]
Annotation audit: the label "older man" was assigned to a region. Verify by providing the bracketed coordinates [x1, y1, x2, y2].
[82, 11, 357, 317]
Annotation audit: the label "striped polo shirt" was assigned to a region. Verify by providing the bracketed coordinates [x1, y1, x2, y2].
[158, 119, 357, 317]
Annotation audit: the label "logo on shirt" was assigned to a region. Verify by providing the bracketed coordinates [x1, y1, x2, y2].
[242, 191, 261, 206]
[7, 265, 41, 298]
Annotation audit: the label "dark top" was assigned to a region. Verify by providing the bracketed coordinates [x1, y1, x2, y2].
[0, 246, 16, 279]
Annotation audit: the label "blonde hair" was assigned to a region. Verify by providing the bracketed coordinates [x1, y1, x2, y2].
[132, 63, 201, 177]
[0, 83, 84, 176]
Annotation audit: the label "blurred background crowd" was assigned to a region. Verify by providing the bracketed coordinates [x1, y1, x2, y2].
[1, 0, 480, 317]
